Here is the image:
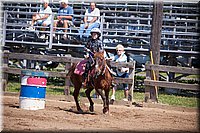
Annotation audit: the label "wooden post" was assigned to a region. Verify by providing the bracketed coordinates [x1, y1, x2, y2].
[165, 54, 179, 94]
[149, 0, 163, 102]
[64, 62, 71, 96]
[2, 51, 9, 91]
[128, 61, 136, 103]
[64, 54, 72, 96]
[144, 62, 151, 102]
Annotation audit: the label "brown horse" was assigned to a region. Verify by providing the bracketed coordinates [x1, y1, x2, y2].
[67, 51, 113, 114]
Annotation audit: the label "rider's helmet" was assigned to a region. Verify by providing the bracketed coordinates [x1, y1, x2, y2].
[90, 28, 101, 37]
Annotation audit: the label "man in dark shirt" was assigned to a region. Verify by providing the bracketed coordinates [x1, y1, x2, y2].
[53, 0, 74, 39]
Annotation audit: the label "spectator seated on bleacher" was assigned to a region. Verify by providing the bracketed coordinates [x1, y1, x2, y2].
[53, 0, 74, 40]
[78, 2, 100, 40]
[26, 0, 52, 39]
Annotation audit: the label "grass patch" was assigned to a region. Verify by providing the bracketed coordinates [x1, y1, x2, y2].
[6, 81, 199, 108]
[158, 94, 199, 108]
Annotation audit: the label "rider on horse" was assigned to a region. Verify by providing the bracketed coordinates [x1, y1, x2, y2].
[82, 28, 104, 87]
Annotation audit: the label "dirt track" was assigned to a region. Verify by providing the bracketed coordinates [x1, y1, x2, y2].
[2, 93, 199, 132]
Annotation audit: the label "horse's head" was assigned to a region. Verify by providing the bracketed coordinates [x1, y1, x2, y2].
[94, 51, 106, 76]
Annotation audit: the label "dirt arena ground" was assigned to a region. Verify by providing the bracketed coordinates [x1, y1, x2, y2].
[2, 92, 199, 132]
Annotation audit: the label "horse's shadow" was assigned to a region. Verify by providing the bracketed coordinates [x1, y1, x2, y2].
[58, 107, 97, 115]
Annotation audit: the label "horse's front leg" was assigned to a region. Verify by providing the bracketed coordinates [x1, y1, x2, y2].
[96, 88, 108, 114]
[104, 89, 110, 114]
[85, 87, 94, 112]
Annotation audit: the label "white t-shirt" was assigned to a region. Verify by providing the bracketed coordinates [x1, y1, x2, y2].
[39, 6, 52, 22]
[85, 8, 100, 23]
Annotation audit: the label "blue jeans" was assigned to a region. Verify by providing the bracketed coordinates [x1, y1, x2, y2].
[116, 73, 129, 89]
[79, 22, 100, 39]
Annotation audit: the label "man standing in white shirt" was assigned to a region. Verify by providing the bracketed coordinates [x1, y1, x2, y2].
[79, 2, 100, 39]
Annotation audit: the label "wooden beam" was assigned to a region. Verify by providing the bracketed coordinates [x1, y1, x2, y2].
[2, 67, 67, 78]
[3, 52, 135, 68]
[110, 61, 134, 68]
[7, 53, 76, 63]
[2, 66, 135, 84]
[144, 79, 199, 91]
[145, 64, 199, 75]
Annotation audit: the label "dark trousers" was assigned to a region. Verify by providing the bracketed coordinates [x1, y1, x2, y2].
[83, 57, 94, 81]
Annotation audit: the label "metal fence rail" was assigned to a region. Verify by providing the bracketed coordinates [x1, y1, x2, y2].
[2, 0, 199, 51]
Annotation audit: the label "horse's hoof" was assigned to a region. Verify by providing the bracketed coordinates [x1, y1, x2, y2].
[110, 99, 114, 105]
[89, 106, 94, 112]
[103, 108, 109, 114]
[78, 109, 83, 114]
[104, 111, 109, 115]
[103, 110, 110, 115]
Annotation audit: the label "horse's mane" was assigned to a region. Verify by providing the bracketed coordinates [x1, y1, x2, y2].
[94, 51, 104, 59]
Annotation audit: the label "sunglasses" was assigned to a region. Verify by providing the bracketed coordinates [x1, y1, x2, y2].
[116, 50, 122, 51]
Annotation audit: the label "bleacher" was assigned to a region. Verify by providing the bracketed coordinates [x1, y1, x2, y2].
[1, 0, 199, 62]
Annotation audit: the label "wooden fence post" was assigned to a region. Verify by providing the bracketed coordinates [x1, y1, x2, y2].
[144, 62, 151, 102]
[64, 62, 71, 96]
[145, 61, 160, 102]
[149, 0, 163, 102]
[64, 54, 72, 99]
[2, 50, 9, 91]
[128, 61, 136, 103]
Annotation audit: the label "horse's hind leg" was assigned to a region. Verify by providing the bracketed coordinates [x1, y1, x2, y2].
[85, 87, 94, 112]
[73, 86, 82, 113]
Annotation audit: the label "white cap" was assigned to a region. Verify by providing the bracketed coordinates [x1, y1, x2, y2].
[59, 0, 68, 4]
[41, 0, 49, 3]
[42, 0, 49, 4]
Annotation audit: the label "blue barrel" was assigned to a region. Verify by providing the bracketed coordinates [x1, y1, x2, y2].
[19, 70, 48, 110]
[20, 85, 46, 99]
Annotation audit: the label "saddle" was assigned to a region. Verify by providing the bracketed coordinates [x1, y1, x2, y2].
[83, 69, 95, 88]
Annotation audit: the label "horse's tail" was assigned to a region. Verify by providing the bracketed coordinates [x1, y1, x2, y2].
[66, 63, 76, 77]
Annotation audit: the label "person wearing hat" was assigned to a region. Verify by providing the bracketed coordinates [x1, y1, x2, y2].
[109, 44, 130, 101]
[27, 0, 52, 39]
[53, 0, 74, 40]
[82, 28, 104, 87]
[79, 2, 100, 39]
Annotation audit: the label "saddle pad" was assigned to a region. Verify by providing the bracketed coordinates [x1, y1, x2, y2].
[74, 60, 87, 75]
